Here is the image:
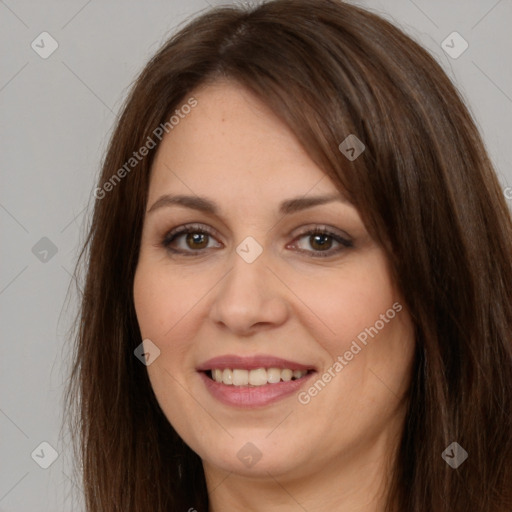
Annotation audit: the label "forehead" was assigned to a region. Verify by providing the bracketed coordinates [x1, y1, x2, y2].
[148, 80, 339, 205]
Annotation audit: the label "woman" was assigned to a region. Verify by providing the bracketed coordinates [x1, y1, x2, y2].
[66, 0, 512, 510]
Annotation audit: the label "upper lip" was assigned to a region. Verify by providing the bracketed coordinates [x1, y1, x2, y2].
[197, 355, 316, 372]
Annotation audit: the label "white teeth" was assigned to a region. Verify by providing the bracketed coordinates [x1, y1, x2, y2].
[266, 368, 281, 383]
[249, 368, 267, 386]
[233, 369, 249, 386]
[210, 367, 309, 386]
[281, 369, 293, 381]
[222, 369, 233, 385]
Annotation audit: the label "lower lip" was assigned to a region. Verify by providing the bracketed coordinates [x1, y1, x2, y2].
[199, 371, 316, 408]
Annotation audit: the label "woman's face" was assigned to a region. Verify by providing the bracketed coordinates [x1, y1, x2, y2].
[133, 80, 415, 483]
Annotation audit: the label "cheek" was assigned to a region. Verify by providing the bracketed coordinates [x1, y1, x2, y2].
[291, 252, 399, 350]
[133, 259, 204, 338]
[133, 257, 212, 389]
[133, 262, 201, 422]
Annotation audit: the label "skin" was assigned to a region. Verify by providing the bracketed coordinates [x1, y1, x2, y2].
[133, 80, 416, 512]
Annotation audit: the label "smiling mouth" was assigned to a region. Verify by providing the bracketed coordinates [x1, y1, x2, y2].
[204, 368, 315, 387]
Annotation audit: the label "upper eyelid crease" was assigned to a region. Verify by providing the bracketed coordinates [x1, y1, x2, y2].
[146, 193, 350, 216]
[161, 224, 353, 257]
[162, 222, 352, 244]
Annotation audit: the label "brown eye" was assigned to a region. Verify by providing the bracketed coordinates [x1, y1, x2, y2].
[185, 232, 209, 250]
[309, 233, 334, 251]
[290, 228, 353, 258]
[162, 224, 222, 255]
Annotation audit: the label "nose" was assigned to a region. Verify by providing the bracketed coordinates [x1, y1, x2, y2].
[208, 248, 290, 336]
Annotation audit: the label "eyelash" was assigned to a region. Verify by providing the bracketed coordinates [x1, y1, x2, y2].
[160, 223, 354, 258]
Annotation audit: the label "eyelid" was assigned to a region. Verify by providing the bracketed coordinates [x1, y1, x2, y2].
[286, 225, 354, 257]
[290, 223, 351, 240]
[160, 222, 353, 257]
[163, 222, 218, 242]
[161, 223, 223, 253]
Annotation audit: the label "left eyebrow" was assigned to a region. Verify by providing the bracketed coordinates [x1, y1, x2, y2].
[146, 193, 350, 215]
[147, 194, 218, 215]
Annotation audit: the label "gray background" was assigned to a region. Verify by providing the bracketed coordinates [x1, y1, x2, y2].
[1, 0, 510, 510]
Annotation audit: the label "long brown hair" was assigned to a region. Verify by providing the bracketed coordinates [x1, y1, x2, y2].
[65, 0, 512, 510]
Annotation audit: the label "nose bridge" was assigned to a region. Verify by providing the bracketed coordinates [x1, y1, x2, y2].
[209, 240, 289, 333]
[220, 243, 270, 307]
[223, 233, 269, 293]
